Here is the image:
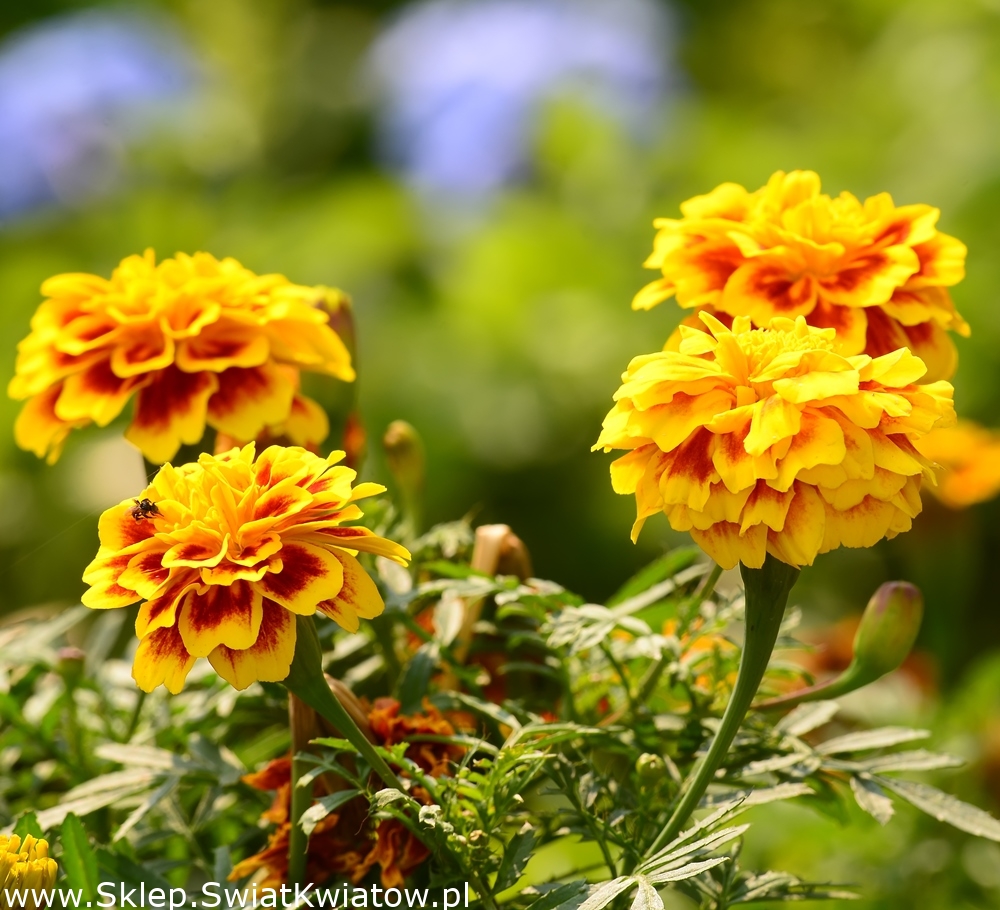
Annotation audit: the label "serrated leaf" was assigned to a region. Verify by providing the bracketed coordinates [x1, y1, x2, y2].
[629, 876, 664, 910]
[36, 772, 159, 830]
[300, 789, 362, 837]
[859, 750, 964, 773]
[59, 814, 98, 902]
[701, 783, 814, 813]
[818, 727, 929, 755]
[849, 776, 894, 825]
[93, 744, 199, 773]
[95, 846, 174, 894]
[877, 777, 1000, 841]
[11, 811, 42, 839]
[606, 548, 702, 607]
[646, 857, 729, 886]
[576, 878, 635, 910]
[113, 778, 178, 842]
[524, 881, 589, 910]
[495, 823, 537, 892]
[642, 825, 749, 874]
[775, 701, 840, 737]
[372, 788, 413, 809]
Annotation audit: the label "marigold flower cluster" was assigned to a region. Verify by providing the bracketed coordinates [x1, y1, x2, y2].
[81, 444, 409, 693]
[9, 250, 354, 464]
[635, 170, 968, 382]
[231, 698, 463, 890]
[594, 313, 955, 569]
[915, 421, 1000, 509]
[1, 835, 57, 909]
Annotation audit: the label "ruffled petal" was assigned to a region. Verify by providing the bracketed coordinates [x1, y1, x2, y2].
[208, 599, 296, 690]
[132, 625, 196, 695]
[126, 366, 218, 463]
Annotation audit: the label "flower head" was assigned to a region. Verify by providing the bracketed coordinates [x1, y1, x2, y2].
[1, 835, 57, 909]
[9, 251, 354, 464]
[914, 421, 1000, 509]
[81, 443, 409, 693]
[231, 699, 461, 889]
[594, 314, 955, 569]
[634, 170, 969, 381]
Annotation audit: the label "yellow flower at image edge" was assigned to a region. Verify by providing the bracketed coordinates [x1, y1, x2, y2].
[8, 250, 354, 464]
[635, 170, 969, 381]
[914, 420, 1000, 508]
[594, 314, 955, 570]
[1, 835, 57, 905]
[81, 444, 410, 693]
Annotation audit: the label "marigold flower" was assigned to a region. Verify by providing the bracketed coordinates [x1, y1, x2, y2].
[1, 835, 58, 910]
[8, 250, 354, 464]
[81, 443, 409, 693]
[594, 313, 955, 570]
[231, 699, 462, 889]
[914, 420, 1000, 509]
[634, 170, 969, 381]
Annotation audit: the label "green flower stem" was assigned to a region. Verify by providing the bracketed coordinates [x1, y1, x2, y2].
[284, 615, 406, 792]
[645, 556, 799, 859]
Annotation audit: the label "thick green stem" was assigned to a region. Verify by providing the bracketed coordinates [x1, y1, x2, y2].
[284, 615, 406, 792]
[645, 556, 799, 858]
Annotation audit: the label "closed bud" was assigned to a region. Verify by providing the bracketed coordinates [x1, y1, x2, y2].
[383, 420, 426, 534]
[636, 752, 666, 783]
[851, 581, 924, 680]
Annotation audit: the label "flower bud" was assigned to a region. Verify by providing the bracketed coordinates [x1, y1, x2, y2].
[635, 752, 666, 783]
[851, 581, 924, 680]
[383, 420, 425, 533]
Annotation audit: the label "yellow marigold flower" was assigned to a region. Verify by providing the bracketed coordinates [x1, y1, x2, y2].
[8, 251, 354, 464]
[594, 313, 955, 570]
[914, 420, 1000, 508]
[81, 444, 409, 693]
[1, 835, 58, 910]
[635, 170, 969, 381]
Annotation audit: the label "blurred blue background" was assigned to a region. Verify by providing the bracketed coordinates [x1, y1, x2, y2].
[3, 5, 1000, 902]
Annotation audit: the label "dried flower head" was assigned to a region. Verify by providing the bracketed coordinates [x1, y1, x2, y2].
[9, 251, 354, 464]
[635, 170, 968, 381]
[594, 313, 955, 569]
[82, 444, 409, 693]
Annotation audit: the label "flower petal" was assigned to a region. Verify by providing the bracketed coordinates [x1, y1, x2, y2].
[255, 541, 345, 614]
[132, 625, 196, 694]
[126, 366, 218, 463]
[206, 362, 295, 442]
[208, 599, 296, 690]
[177, 579, 264, 657]
[317, 551, 385, 633]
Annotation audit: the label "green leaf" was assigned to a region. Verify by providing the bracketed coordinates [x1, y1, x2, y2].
[576, 877, 636, 910]
[606, 549, 702, 606]
[774, 701, 840, 737]
[644, 858, 728, 885]
[877, 777, 1000, 841]
[397, 641, 440, 714]
[59, 814, 99, 903]
[817, 727, 929, 755]
[299, 789, 362, 837]
[95, 845, 174, 894]
[628, 876, 663, 910]
[372, 788, 414, 809]
[12, 811, 42, 839]
[523, 882, 589, 910]
[849, 776, 894, 826]
[858, 750, 964, 773]
[495, 822, 537, 891]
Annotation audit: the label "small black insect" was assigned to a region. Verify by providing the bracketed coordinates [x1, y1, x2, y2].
[130, 498, 160, 522]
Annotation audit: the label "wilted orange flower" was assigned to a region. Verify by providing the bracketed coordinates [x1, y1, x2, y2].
[634, 171, 969, 381]
[9, 250, 354, 464]
[914, 420, 1000, 509]
[594, 313, 955, 569]
[81, 444, 409, 693]
[231, 699, 462, 889]
[1, 835, 58, 909]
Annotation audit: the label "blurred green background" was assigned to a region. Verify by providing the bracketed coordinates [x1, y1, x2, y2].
[2, 0, 1000, 905]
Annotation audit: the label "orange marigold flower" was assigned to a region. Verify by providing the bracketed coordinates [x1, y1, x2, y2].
[634, 170, 969, 381]
[594, 313, 955, 570]
[8, 250, 354, 464]
[231, 700, 461, 890]
[81, 443, 409, 693]
[914, 420, 1000, 509]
